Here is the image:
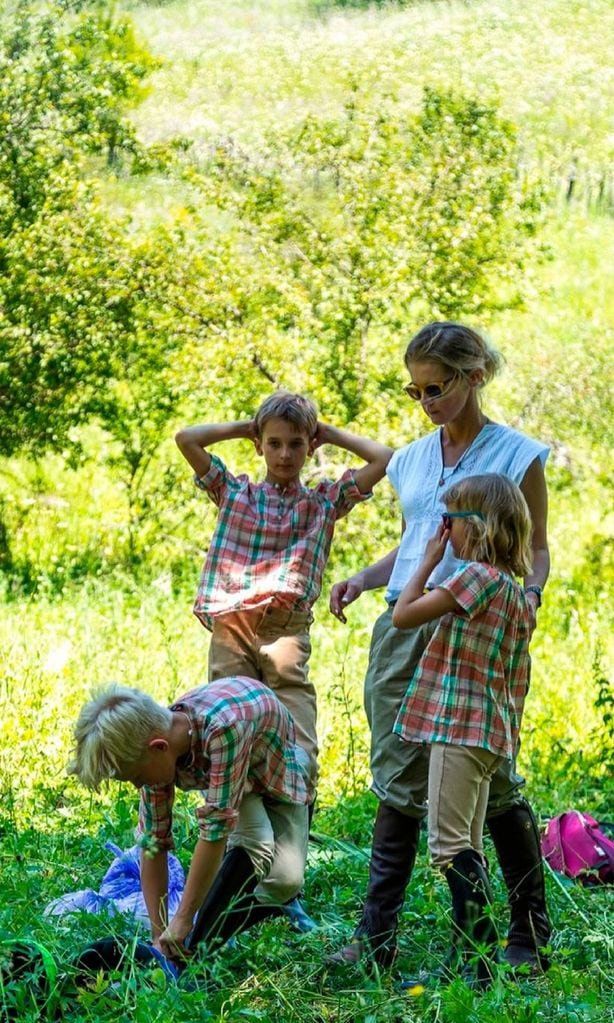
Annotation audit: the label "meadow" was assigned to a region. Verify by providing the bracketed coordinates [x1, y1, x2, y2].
[0, 0, 613, 1020]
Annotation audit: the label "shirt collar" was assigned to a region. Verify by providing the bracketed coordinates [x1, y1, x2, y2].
[261, 479, 302, 496]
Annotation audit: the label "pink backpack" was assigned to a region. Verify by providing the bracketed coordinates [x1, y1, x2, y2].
[541, 810, 614, 886]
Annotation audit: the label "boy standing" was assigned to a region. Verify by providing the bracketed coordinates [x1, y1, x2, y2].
[175, 392, 392, 790]
[68, 676, 310, 962]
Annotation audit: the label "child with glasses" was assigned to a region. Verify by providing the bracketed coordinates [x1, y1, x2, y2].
[390, 473, 536, 986]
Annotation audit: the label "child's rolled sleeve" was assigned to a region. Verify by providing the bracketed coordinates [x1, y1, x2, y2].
[194, 454, 236, 507]
[137, 784, 176, 853]
[319, 469, 371, 521]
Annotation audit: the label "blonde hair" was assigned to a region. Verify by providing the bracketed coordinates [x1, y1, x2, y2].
[254, 391, 318, 439]
[66, 684, 172, 789]
[442, 474, 533, 577]
[404, 321, 503, 388]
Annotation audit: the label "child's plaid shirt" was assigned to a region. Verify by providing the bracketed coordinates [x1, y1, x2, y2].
[394, 563, 533, 757]
[192, 455, 369, 627]
[137, 677, 309, 850]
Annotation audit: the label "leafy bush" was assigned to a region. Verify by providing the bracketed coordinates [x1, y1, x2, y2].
[184, 86, 543, 427]
[0, 0, 160, 454]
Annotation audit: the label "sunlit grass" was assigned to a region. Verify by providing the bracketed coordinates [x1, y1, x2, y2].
[131, 0, 613, 175]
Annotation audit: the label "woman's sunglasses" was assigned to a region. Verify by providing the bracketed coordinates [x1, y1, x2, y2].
[403, 375, 457, 402]
[442, 511, 485, 530]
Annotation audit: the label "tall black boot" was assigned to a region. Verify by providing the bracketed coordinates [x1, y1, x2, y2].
[185, 847, 282, 956]
[327, 804, 421, 968]
[445, 849, 499, 990]
[486, 798, 551, 970]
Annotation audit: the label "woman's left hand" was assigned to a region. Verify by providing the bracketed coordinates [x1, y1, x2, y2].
[422, 522, 450, 568]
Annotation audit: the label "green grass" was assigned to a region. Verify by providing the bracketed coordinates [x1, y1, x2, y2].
[0, 573, 612, 1019]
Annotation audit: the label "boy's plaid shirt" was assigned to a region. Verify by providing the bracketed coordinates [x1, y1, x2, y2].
[394, 562, 533, 757]
[192, 455, 369, 627]
[137, 677, 309, 849]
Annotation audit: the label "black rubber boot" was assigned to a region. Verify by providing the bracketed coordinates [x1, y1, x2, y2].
[327, 804, 421, 969]
[74, 937, 179, 985]
[445, 849, 499, 990]
[185, 847, 282, 956]
[486, 799, 551, 970]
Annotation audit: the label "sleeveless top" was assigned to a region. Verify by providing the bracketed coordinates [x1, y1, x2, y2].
[385, 423, 549, 601]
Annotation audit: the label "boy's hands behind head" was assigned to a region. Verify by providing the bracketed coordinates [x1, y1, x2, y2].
[311, 420, 330, 451]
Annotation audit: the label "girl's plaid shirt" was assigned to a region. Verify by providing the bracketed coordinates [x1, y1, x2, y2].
[137, 676, 309, 849]
[394, 562, 533, 757]
[192, 455, 369, 627]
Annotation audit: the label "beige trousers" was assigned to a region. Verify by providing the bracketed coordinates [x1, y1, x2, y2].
[227, 788, 310, 906]
[427, 743, 503, 868]
[208, 607, 318, 793]
[364, 605, 526, 816]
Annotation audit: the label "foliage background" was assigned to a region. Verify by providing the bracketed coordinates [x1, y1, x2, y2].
[0, 0, 612, 1020]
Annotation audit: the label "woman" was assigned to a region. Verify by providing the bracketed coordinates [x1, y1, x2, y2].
[328, 322, 551, 972]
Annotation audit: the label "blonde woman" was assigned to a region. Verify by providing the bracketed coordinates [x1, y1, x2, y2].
[329, 322, 550, 973]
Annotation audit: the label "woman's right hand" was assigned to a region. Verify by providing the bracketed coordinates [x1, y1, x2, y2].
[329, 575, 364, 623]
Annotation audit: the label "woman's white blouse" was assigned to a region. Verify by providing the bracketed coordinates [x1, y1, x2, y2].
[385, 423, 549, 601]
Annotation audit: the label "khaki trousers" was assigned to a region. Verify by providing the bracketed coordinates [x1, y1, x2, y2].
[427, 743, 503, 868]
[364, 605, 526, 817]
[227, 789, 310, 906]
[208, 607, 318, 793]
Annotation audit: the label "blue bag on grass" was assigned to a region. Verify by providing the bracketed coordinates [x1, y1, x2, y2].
[44, 842, 185, 925]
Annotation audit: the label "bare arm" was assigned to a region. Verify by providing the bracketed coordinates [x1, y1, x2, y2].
[392, 522, 459, 629]
[393, 586, 459, 630]
[157, 837, 226, 959]
[175, 420, 255, 478]
[330, 546, 400, 622]
[315, 422, 393, 494]
[141, 849, 169, 942]
[519, 456, 550, 594]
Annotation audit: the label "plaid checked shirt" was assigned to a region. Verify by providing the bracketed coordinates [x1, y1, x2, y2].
[137, 677, 309, 849]
[394, 562, 533, 757]
[192, 455, 369, 627]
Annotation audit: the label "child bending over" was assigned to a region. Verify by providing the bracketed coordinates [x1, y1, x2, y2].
[67, 676, 310, 963]
[175, 391, 392, 791]
[391, 473, 537, 987]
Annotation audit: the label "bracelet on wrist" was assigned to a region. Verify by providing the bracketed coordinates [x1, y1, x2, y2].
[524, 585, 543, 608]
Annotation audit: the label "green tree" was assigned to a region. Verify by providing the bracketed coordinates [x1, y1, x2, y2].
[0, 1, 198, 572]
[0, 0, 160, 456]
[0, 10, 546, 576]
[183, 86, 544, 425]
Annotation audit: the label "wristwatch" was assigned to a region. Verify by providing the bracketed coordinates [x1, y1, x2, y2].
[525, 585, 543, 607]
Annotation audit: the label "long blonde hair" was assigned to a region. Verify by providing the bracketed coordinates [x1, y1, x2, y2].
[442, 474, 533, 577]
